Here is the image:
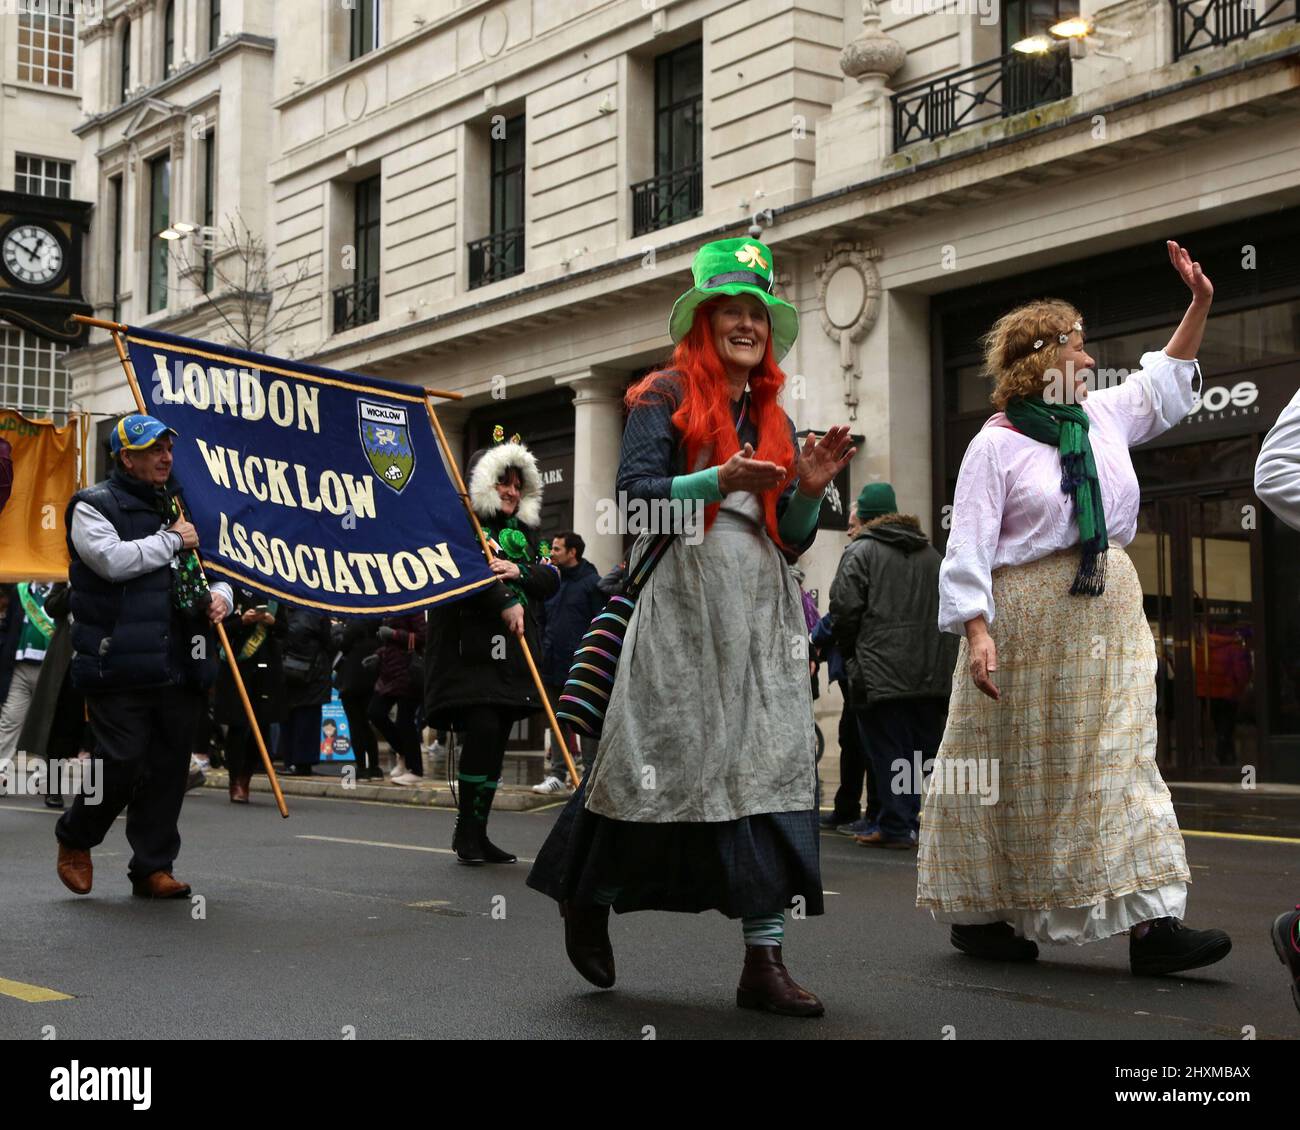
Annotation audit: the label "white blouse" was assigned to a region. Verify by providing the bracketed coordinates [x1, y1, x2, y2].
[938, 350, 1200, 635]
[1255, 387, 1300, 532]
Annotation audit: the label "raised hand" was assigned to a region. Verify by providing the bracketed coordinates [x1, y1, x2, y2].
[795, 425, 857, 498]
[1167, 240, 1213, 304]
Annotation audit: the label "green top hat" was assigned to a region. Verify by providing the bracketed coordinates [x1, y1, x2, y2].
[669, 238, 800, 362]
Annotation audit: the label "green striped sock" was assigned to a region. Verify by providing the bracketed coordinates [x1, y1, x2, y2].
[742, 913, 784, 948]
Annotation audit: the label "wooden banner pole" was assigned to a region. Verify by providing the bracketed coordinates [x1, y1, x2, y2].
[76, 315, 289, 819]
[421, 390, 581, 789]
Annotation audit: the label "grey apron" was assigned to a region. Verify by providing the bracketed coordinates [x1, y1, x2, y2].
[583, 490, 817, 823]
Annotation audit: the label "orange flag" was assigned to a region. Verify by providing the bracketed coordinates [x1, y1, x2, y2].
[0, 410, 80, 583]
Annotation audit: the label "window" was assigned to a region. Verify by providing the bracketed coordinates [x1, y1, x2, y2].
[110, 175, 123, 322]
[632, 41, 703, 236]
[15, 155, 72, 199]
[209, 0, 221, 53]
[0, 327, 70, 422]
[147, 154, 171, 314]
[1001, 0, 1074, 115]
[202, 131, 216, 293]
[120, 20, 132, 103]
[333, 176, 380, 332]
[163, 0, 175, 74]
[16, 0, 76, 90]
[350, 0, 380, 61]
[469, 115, 525, 289]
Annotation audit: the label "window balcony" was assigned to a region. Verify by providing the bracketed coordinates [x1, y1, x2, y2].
[631, 163, 703, 237]
[468, 226, 524, 290]
[891, 47, 1072, 151]
[1172, 0, 1299, 58]
[332, 276, 379, 333]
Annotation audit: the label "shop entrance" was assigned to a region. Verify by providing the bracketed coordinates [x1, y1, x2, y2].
[1130, 437, 1261, 780]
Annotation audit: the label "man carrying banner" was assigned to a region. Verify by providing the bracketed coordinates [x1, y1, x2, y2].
[54, 414, 231, 899]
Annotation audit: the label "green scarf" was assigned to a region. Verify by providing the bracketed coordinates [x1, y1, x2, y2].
[481, 518, 537, 607]
[1004, 396, 1108, 596]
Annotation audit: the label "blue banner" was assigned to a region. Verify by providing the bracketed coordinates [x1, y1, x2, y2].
[124, 326, 496, 617]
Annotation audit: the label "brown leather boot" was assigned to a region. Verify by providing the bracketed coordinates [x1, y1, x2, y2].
[131, 871, 192, 899]
[736, 945, 825, 1017]
[560, 900, 615, 988]
[57, 843, 92, 895]
[229, 772, 251, 804]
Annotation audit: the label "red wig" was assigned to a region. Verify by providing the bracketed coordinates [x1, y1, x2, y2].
[626, 296, 796, 550]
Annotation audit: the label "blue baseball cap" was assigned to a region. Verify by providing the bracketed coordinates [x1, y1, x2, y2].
[111, 414, 178, 454]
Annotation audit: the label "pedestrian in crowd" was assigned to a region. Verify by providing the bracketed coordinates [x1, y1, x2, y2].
[55, 414, 232, 899]
[0, 579, 54, 766]
[527, 237, 855, 1016]
[370, 612, 426, 786]
[1249, 377, 1300, 1015]
[16, 582, 81, 809]
[830, 482, 957, 850]
[425, 427, 559, 863]
[215, 588, 285, 803]
[535, 530, 606, 795]
[597, 559, 627, 597]
[0, 585, 22, 769]
[0, 436, 11, 517]
[813, 505, 876, 835]
[918, 241, 1232, 976]
[278, 606, 334, 777]
[334, 619, 381, 779]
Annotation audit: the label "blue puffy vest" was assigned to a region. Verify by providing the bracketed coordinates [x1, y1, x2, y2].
[64, 472, 218, 692]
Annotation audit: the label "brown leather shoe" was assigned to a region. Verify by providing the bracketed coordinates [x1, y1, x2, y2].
[229, 772, 251, 804]
[559, 900, 615, 988]
[57, 843, 92, 895]
[736, 945, 824, 1017]
[131, 871, 192, 899]
[854, 830, 916, 850]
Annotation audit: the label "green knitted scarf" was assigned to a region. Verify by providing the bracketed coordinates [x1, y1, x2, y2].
[1004, 396, 1108, 596]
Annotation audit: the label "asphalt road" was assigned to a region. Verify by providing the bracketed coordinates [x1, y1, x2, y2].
[1, 788, 1296, 1040]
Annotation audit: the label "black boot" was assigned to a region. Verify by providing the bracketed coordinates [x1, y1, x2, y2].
[950, 922, 1039, 962]
[477, 780, 517, 865]
[452, 777, 487, 864]
[1130, 918, 1231, 977]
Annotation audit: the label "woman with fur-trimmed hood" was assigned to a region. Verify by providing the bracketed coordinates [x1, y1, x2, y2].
[425, 429, 559, 864]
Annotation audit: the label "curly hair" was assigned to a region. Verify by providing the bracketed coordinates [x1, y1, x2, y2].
[981, 298, 1083, 411]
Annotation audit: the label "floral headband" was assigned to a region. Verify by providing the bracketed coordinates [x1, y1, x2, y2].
[492, 424, 522, 445]
[1031, 320, 1083, 351]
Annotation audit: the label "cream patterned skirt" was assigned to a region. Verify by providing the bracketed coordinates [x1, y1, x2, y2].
[915, 547, 1190, 943]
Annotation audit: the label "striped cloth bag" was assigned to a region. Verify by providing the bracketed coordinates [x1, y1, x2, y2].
[555, 532, 676, 739]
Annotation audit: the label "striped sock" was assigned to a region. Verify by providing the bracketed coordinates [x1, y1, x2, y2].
[593, 885, 621, 907]
[742, 913, 784, 948]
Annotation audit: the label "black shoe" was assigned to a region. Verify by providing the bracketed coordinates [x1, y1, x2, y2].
[950, 922, 1039, 962]
[452, 816, 487, 864]
[560, 900, 615, 988]
[1271, 907, 1300, 1014]
[1130, 918, 1231, 977]
[819, 810, 857, 829]
[44, 793, 64, 810]
[479, 833, 517, 864]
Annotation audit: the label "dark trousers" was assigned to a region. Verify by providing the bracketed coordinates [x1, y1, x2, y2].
[458, 705, 512, 782]
[225, 693, 276, 780]
[858, 698, 947, 842]
[342, 692, 379, 774]
[278, 704, 321, 769]
[831, 703, 876, 823]
[369, 693, 421, 776]
[56, 687, 203, 881]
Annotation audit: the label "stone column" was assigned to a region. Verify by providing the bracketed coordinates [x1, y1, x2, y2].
[556, 370, 625, 575]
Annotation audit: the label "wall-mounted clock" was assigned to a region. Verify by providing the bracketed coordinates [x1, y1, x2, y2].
[0, 219, 68, 289]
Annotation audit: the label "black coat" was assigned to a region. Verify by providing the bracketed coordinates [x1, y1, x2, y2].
[541, 558, 605, 686]
[0, 584, 23, 710]
[279, 606, 334, 710]
[333, 619, 379, 699]
[829, 516, 959, 708]
[214, 590, 288, 726]
[424, 525, 559, 729]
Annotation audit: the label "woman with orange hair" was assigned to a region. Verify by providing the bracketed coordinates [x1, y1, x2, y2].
[918, 241, 1232, 977]
[528, 238, 855, 1016]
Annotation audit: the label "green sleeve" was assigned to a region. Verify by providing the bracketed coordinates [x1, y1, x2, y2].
[669, 467, 724, 503]
[777, 486, 821, 543]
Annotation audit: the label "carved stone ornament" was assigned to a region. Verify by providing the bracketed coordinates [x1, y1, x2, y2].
[79, 19, 115, 43]
[840, 0, 906, 95]
[815, 243, 882, 421]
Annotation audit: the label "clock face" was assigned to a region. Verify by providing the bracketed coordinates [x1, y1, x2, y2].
[2, 223, 65, 287]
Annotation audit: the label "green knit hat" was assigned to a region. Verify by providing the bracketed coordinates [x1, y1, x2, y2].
[669, 238, 800, 362]
[857, 482, 897, 521]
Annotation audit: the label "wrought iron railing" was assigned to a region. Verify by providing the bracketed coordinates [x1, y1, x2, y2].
[468, 226, 524, 290]
[631, 163, 703, 236]
[892, 47, 1072, 151]
[332, 276, 379, 333]
[1172, 0, 1298, 58]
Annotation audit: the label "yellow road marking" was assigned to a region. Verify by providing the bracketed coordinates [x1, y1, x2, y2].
[296, 834, 536, 864]
[1182, 828, 1300, 846]
[0, 977, 72, 1003]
